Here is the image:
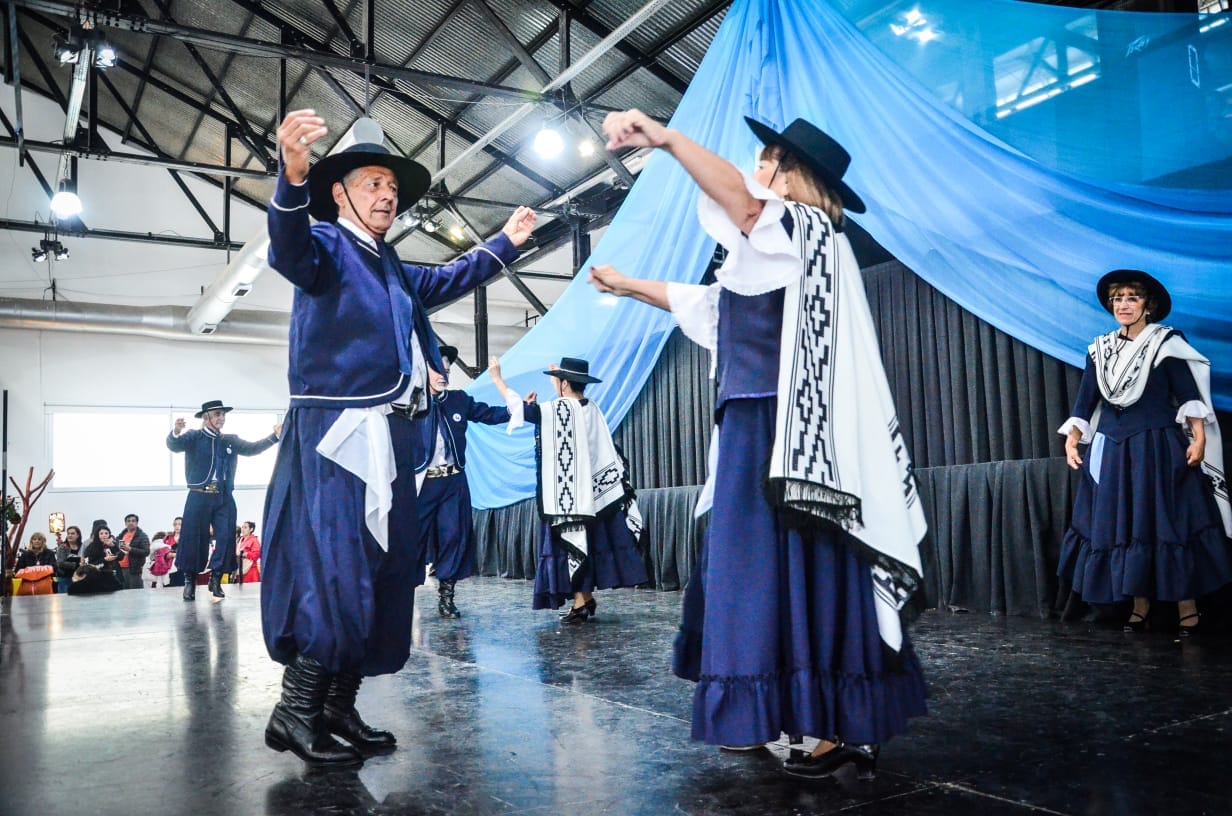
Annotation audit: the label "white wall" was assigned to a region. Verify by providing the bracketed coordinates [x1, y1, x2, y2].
[0, 326, 288, 544]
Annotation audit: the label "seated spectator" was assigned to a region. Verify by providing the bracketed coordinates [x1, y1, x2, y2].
[54, 526, 86, 593]
[67, 563, 122, 596]
[15, 532, 57, 595]
[84, 525, 125, 591]
[236, 521, 261, 584]
[15, 532, 58, 570]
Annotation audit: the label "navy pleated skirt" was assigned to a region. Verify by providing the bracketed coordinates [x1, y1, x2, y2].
[672, 397, 928, 747]
[261, 407, 424, 676]
[418, 472, 478, 583]
[532, 506, 650, 610]
[1059, 424, 1232, 603]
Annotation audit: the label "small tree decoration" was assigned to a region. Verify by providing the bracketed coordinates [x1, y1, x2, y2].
[4, 468, 55, 596]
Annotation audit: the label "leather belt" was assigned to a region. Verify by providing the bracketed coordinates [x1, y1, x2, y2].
[389, 403, 427, 420]
[424, 464, 460, 479]
[190, 482, 221, 494]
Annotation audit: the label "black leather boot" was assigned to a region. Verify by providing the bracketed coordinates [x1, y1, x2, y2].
[438, 580, 460, 618]
[324, 672, 397, 755]
[265, 655, 364, 768]
[208, 571, 225, 600]
[182, 574, 196, 601]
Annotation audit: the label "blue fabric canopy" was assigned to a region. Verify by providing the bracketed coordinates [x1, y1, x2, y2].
[464, 0, 1232, 509]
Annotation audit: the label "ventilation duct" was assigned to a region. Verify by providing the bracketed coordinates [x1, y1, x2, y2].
[0, 297, 529, 352]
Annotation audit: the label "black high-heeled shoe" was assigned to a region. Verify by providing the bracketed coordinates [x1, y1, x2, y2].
[560, 603, 590, 624]
[1178, 612, 1201, 638]
[584, 597, 597, 618]
[1123, 607, 1150, 633]
[783, 741, 879, 780]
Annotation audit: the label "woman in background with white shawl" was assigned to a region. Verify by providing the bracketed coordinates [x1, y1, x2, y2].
[1058, 270, 1232, 635]
[489, 356, 649, 623]
[590, 109, 927, 780]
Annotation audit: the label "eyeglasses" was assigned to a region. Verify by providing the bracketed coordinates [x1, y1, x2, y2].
[1109, 295, 1144, 306]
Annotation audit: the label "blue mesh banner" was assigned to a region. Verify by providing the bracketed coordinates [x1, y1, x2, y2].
[463, 0, 1232, 509]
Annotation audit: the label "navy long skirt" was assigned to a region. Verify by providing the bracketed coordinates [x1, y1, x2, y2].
[672, 397, 928, 747]
[417, 472, 478, 583]
[1058, 425, 1232, 603]
[262, 407, 423, 676]
[532, 507, 649, 610]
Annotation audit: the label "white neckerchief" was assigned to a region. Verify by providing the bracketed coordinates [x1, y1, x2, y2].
[1090, 322, 1170, 408]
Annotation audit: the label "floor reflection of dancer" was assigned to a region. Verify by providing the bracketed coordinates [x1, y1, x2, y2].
[590, 109, 928, 778]
[489, 356, 648, 623]
[261, 109, 536, 769]
[413, 344, 511, 618]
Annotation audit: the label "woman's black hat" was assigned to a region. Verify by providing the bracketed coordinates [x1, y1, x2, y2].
[1097, 269, 1171, 321]
[744, 117, 866, 213]
[544, 357, 602, 385]
[195, 399, 234, 418]
[307, 143, 432, 222]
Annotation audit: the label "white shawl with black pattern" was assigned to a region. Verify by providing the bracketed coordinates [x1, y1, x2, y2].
[677, 177, 927, 653]
[538, 398, 639, 574]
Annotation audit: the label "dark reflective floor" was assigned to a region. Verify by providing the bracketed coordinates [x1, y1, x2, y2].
[2, 578, 1230, 815]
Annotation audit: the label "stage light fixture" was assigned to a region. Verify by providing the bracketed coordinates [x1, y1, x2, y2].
[578, 139, 597, 158]
[31, 246, 48, 262]
[50, 181, 83, 219]
[533, 125, 564, 158]
[422, 218, 439, 234]
[448, 224, 465, 241]
[53, 32, 83, 64]
[94, 43, 118, 68]
[54, 244, 70, 261]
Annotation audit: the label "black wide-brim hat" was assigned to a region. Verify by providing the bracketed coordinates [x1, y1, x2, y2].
[438, 344, 459, 365]
[544, 356, 602, 385]
[307, 142, 432, 222]
[744, 117, 866, 214]
[1097, 269, 1171, 321]
[194, 399, 234, 418]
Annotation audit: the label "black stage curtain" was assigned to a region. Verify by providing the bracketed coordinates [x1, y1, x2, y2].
[477, 260, 1230, 617]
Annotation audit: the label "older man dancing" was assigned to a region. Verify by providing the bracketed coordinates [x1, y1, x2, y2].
[261, 109, 536, 768]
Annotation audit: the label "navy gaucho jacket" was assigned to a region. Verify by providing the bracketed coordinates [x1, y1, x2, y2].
[267, 175, 518, 409]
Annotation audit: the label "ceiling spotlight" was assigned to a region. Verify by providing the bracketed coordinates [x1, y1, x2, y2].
[50, 182, 83, 219]
[533, 126, 564, 159]
[94, 43, 118, 69]
[52, 32, 82, 64]
[448, 224, 466, 241]
[31, 246, 48, 263]
[54, 244, 70, 261]
[400, 210, 422, 229]
[578, 139, 597, 158]
[422, 218, 439, 234]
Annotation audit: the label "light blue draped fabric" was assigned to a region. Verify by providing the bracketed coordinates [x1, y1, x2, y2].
[464, 0, 1232, 509]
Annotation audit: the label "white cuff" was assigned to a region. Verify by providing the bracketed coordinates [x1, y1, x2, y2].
[1176, 400, 1215, 425]
[1057, 417, 1093, 444]
[504, 390, 525, 434]
[667, 282, 720, 352]
[697, 174, 800, 296]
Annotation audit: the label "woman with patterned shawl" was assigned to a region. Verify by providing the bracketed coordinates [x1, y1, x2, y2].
[1058, 270, 1232, 635]
[489, 356, 648, 623]
[589, 109, 928, 780]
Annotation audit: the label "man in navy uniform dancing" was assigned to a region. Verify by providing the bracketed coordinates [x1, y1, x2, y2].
[413, 344, 511, 618]
[167, 400, 280, 602]
[261, 109, 536, 769]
